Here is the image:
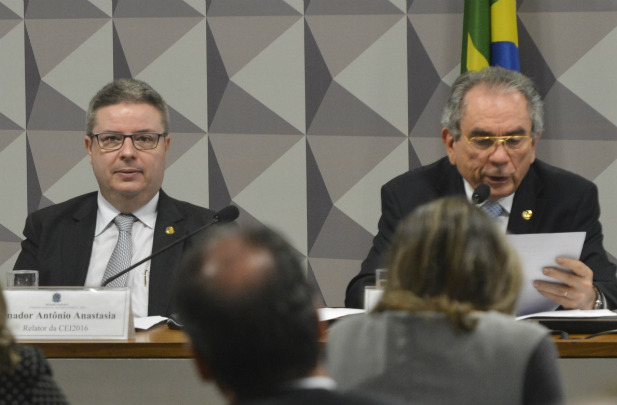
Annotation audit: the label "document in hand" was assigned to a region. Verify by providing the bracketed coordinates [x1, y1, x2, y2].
[508, 232, 585, 316]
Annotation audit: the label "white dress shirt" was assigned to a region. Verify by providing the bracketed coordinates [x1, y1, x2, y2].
[464, 180, 514, 233]
[84, 192, 159, 318]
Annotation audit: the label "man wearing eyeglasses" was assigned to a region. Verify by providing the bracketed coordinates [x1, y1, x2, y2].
[14, 79, 216, 317]
[346, 66, 617, 311]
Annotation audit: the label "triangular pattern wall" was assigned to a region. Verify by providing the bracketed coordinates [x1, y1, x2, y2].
[2, 0, 616, 306]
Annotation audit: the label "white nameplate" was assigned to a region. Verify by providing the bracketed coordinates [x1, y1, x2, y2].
[5, 287, 132, 340]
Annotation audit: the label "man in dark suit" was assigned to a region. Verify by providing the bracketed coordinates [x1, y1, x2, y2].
[346, 67, 617, 310]
[14, 79, 216, 317]
[176, 226, 404, 405]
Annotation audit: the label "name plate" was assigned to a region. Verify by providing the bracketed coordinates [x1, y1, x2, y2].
[5, 287, 132, 340]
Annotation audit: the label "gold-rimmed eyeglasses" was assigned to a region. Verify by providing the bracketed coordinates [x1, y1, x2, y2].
[463, 135, 533, 153]
[89, 132, 167, 151]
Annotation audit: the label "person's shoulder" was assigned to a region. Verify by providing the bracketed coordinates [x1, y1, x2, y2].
[159, 191, 216, 219]
[27, 192, 98, 220]
[384, 156, 451, 190]
[340, 389, 413, 405]
[11, 344, 50, 375]
[239, 389, 409, 405]
[477, 311, 549, 341]
[532, 160, 594, 189]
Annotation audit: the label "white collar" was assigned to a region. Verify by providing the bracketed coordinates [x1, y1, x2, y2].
[95, 191, 159, 235]
[463, 180, 514, 214]
[282, 376, 337, 391]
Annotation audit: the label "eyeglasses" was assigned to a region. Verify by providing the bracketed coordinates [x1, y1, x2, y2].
[463, 135, 533, 153]
[89, 132, 167, 151]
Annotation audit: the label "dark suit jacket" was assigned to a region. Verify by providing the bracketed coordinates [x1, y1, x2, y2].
[345, 157, 617, 309]
[13, 190, 216, 316]
[236, 388, 408, 405]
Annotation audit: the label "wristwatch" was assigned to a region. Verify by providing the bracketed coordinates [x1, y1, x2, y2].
[593, 286, 603, 310]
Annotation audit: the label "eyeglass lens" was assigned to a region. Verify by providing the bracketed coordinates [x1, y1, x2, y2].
[97, 133, 160, 150]
[469, 136, 530, 151]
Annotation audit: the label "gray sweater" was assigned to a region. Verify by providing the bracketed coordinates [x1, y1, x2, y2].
[326, 311, 563, 405]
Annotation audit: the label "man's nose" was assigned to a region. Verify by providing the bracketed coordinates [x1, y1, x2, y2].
[488, 140, 510, 164]
[118, 136, 137, 157]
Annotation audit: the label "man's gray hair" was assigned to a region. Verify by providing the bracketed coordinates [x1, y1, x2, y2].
[440, 67, 544, 141]
[86, 78, 170, 135]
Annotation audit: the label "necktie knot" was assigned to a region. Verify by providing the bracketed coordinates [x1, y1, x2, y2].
[114, 214, 136, 232]
[482, 201, 503, 219]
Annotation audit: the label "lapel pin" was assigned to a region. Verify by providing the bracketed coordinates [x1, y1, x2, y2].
[165, 226, 175, 235]
[522, 210, 533, 220]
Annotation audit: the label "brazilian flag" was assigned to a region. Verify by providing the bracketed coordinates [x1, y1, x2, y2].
[461, 0, 520, 73]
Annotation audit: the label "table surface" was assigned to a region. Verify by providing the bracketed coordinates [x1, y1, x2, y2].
[17, 324, 617, 359]
[19, 324, 192, 358]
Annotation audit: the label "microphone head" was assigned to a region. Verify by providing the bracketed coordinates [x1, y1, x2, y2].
[215, 205, 240, 224]
[472, 184, 490, 205]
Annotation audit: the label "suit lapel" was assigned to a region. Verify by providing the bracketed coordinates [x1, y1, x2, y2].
[62, 193, 97, 285]
[508, 163, 546, 234]
[437, 159, 466, 197]
[149, 190, 185, 316]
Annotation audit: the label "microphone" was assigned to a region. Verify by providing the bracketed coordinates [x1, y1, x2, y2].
[471, 184, 490, 205]
[101, 205, 240, 287]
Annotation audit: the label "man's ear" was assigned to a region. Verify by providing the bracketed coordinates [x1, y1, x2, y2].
[85, 135, 93, 163]
[442, 127, 457, 165]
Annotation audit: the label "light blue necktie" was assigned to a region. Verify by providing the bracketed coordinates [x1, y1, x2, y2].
[482, 201, 503, 219]
[101, 214, 137, 287]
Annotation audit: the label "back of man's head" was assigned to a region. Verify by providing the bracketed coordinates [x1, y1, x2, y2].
[175, 226, 319, 400]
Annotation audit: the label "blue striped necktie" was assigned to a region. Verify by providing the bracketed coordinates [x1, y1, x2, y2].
[482, 201, 503, 219]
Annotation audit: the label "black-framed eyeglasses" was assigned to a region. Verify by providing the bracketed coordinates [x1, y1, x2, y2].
[89, 132, 167, 151]
[463, 135, 533, 153]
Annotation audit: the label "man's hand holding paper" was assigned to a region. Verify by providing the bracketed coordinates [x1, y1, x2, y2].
[534, 257, 597, 310]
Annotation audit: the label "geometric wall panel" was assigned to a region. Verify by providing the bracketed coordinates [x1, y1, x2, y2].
[234, 138, 307, 255]
[335, 140, 408, 234]
[519, 12, 617, 78]
[559, 25, 617, 128]
[336, 16, 407, 134]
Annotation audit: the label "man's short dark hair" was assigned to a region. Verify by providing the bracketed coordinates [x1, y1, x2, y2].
[86, 78, 170, 134]
[175, 226, 318, 399]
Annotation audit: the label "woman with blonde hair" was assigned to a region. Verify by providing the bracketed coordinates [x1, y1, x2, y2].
[327, 197, 563, 405]
[0, 287, 68, 404]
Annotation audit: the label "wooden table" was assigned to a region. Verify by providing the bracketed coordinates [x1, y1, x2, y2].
[20, 323, 192, 358]
[555, 334, 617, 358]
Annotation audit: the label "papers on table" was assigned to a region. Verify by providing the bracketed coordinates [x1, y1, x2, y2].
[318, 307, 364, 322]
[508, 232, 585, 316]
[516, 309, 616, 321]
[134, 316, 168, 330]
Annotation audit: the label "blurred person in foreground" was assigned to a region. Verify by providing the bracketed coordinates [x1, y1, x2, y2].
[328, 197, 564, 405]
[0, 289, 68, 404]
[175, 225, 408, 405]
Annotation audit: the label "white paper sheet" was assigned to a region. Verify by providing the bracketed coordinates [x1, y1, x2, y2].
[508, 232, 585, 316]
[516, 309, 616, 321]
[134, 316, 168, 330]
[317, 307, 364, 322]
